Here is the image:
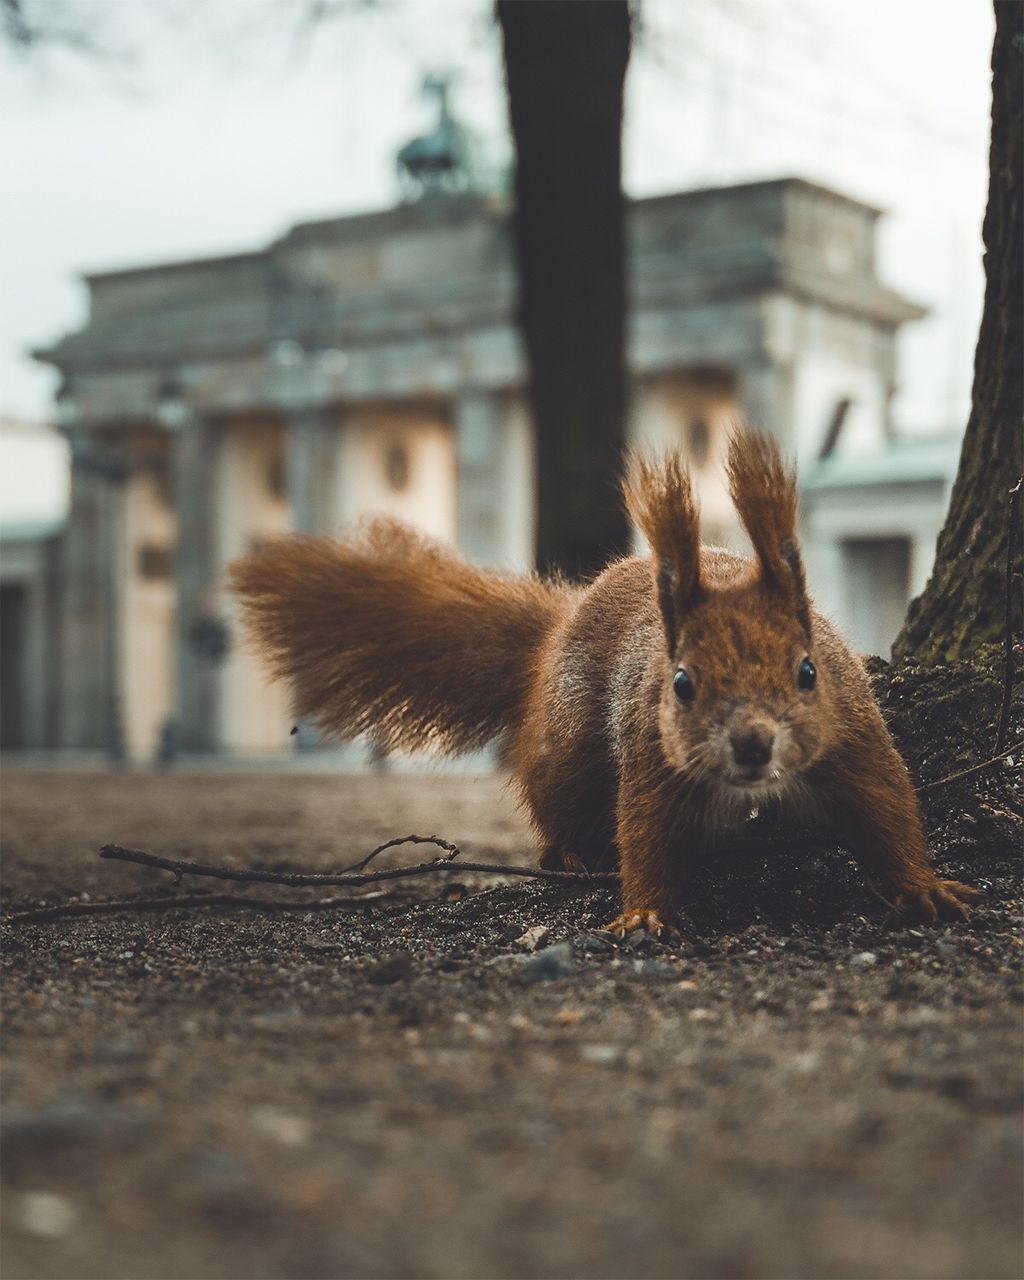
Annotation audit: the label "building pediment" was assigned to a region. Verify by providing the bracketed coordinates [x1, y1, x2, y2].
[35, 178, 924, 385]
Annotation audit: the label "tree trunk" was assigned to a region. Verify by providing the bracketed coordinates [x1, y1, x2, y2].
[497, 0, 632, 579]
[895, 0, 1023, 664]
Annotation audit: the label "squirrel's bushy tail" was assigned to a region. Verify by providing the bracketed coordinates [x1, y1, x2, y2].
[229, 518, 569, 754]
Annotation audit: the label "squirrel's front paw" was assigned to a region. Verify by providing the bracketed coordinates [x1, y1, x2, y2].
[606, 910, 678, 940]
[891, 879, 982, 924]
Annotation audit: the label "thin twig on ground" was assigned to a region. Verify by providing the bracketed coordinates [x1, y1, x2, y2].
[3, 838, 615, 927]
[915, 739, 1022, 792]
[98, 843, 617, 888]
[337, 833, 461, 874]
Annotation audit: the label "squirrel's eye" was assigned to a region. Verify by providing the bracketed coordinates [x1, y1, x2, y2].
[798, 657, 817, 691]
[673, 668, 696, 704]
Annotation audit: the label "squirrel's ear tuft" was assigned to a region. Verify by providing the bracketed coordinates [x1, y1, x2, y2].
[623, 450, 702, 652]
[727, 423, 810, 632]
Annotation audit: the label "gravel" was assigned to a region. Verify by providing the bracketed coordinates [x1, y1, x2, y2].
[2, 650, 1021, 1280]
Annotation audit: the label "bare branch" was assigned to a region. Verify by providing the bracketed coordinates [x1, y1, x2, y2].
[97, 841, 617, 888]
[336, 832, 461, 874]
[1, 0, 129, 63]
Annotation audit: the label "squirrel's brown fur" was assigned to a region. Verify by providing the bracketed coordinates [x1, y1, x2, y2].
[230, 426, 978, 935]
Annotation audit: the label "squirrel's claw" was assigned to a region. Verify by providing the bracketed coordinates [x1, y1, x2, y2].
[606, 910, 678, 940]
[891, 879, 982, 924]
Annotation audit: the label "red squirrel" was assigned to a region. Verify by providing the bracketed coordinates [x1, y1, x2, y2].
[230, 426, 978, 936]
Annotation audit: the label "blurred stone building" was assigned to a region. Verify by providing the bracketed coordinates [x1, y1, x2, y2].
[12, 175, 958, 760]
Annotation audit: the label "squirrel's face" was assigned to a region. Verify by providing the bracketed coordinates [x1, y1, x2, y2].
[657, 586, 832, 798]
[628, 424, 829, 800]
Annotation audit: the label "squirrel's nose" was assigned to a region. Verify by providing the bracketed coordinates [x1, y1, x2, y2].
[729, 726, 775, 768]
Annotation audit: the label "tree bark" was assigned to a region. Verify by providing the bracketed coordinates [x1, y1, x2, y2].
[497, 0, 632, 579]
[895, 1, 1023, 664]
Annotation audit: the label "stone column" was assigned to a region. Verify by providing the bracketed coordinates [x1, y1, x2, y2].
[19, 571, 49, 751]
[287, 406, 337, 535]
[2, 541, 56, 751]
[286, 406, 338, 752]
[454, 388, 504, 565]
[56, 429, 123, 753]
[173, 413, 225, 753]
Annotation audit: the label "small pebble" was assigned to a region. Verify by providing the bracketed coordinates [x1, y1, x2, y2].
[633, 959, 675, 978]
[849, 952, 878, 969]
[518, 941, 575, 983]
[14, 1191, 77, 1239]
[250, 1107, 310, 1147]
[904, 1007, 942, 1026]
[366, 953, 414, 984]
[579, 933, 615, 954]
[581, 1044, 623, 1067]
[303, 937, 344, 954]
[516, 925, 551, 952]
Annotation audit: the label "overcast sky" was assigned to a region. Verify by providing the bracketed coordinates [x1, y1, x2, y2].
[0, 0, 995, 522]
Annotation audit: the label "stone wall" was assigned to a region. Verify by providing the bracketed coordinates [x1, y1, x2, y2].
[36, 177, 930, 756]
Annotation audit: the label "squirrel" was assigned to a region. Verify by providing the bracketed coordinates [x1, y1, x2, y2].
[229, 426, 979, 937]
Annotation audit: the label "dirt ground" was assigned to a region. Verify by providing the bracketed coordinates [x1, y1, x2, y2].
[1, 746, 1021, 1280]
